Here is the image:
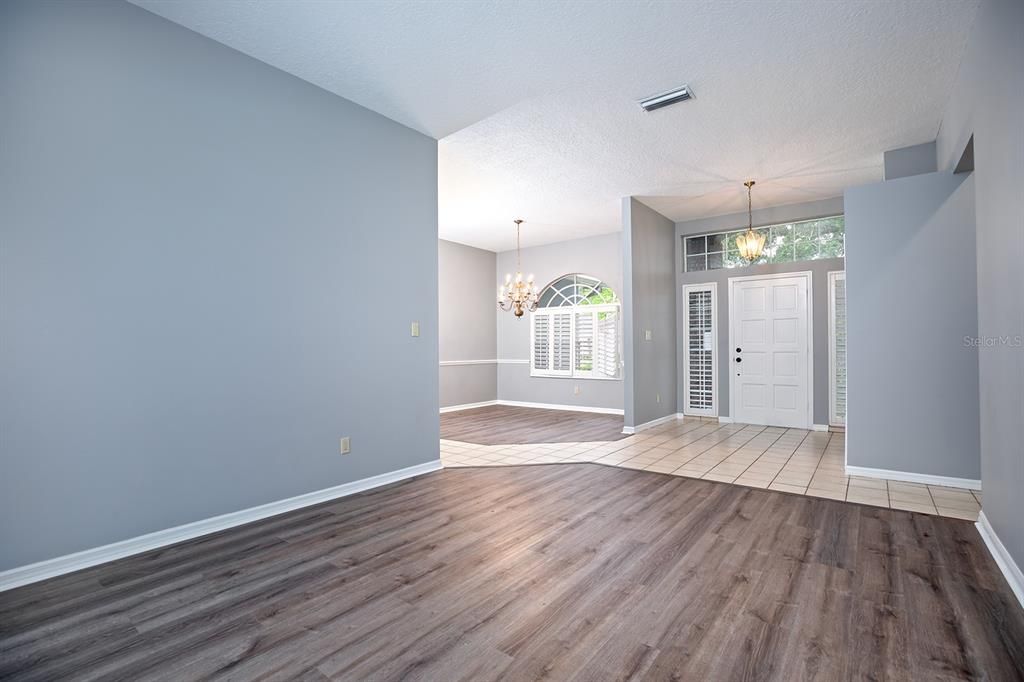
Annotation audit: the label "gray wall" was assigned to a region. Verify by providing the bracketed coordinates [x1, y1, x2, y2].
[845, 172, 980, 480]
[675, 197, 844, 426]
[884, 142, 937, 181]
[438, 240, 497, 408]
[936, 0, 1024, 565]
[0, 0, 439, 571]
[495, 233, 623, 410]
[623, 198, 678, 427]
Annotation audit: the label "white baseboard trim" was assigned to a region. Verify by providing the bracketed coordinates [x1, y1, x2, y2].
[633, 413, 681, 433]
[0, 460, 443, 593]
[439, 400, 498, 413]
[976, 510, 1024, 609]
[718, 416, 735, 424]
[495, 400, 624, 416]
[844, 464, 981, 490]
[623, 412, 686, 435]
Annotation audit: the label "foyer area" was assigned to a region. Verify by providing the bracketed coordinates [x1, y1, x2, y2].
[440, 408, 981, 521]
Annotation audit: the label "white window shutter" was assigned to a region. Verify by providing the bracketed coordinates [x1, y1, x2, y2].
[550, 312, 573, 375]
[529, 275, 621, 379]
[531, 313, 550, 373]
[829, 272, 847, 426]
[574, 311, 595, 375]
[595, 308, 620, 378]
[683, 283, 716, 415]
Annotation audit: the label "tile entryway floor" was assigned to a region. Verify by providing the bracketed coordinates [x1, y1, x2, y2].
[440, 417, 982, 520]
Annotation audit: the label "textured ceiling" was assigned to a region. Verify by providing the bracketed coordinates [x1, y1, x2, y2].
[132, 0, 978, 252]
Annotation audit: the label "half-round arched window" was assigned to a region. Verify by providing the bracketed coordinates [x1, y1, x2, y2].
[532, 274, 620, 379]
[538, 274, 618, 308]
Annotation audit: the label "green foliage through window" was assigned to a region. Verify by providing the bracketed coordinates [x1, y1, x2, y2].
[538, 274, 619, 308]
[684, 216, 845, 272]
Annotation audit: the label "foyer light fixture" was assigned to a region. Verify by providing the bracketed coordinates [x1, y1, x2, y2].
[735, 180, 766, 262]
[638, 85, 693, 112]
[498, 219, 539, 318]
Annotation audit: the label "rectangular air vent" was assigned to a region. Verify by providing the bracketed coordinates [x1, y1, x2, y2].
[639, 85, 693, 112]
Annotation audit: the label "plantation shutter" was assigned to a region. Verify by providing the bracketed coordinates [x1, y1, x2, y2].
[530, 275, 620, 379]
[575, 311, 595, 375]
[684, 283, 716, 415]
[550, 312, 573, 375]
[532, 313, 550, 373]
[595, 309, 620, 378]
[830, 272, 847, 426]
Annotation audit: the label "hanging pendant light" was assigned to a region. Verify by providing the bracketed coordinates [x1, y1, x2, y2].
[735, 180, 766, 262]
[497, 219, 539, 318]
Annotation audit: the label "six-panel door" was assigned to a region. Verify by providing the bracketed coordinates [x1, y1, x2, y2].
[730, 274, 810, 428]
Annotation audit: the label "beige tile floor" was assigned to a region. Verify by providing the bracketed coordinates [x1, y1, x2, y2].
[440, 417, 982, 521]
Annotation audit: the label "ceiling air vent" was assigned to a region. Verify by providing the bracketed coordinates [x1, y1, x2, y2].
[638, 85, 693, 112]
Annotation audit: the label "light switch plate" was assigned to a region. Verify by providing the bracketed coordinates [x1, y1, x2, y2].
[340, 437, 351, 455]
[644, 329, 653, 341]
[410, 321, 420, 337]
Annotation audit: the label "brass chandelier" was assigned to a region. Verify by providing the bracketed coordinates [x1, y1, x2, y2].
[497, 219, 539, 318]
[735, 180, 766, 262]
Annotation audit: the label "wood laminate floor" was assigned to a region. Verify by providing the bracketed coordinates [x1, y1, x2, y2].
[2, 464, 1022, 681]
[441, 404, 627, 444]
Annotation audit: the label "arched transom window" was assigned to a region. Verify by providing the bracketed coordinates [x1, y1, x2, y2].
[532, 274, 621, 379]
[538, 274, 618, 308]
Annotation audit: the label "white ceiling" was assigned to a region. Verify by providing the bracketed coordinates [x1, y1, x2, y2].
[133, 0, 978, 252]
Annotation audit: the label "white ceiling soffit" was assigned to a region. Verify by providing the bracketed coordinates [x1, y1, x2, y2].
[132, 0, 978, 252]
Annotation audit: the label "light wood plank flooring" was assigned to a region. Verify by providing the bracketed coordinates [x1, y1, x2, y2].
[441, 404, 627, 444]
[1, 464, 1022, 680]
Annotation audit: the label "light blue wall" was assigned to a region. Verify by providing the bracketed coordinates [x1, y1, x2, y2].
[0, 0, 439, 571]
[495, 233, 623, 410]
[845, 172, 980, 480]
[936, 0, 1024, 566]
[439, 240, 497, 408]
[883, 142, 937, 181]
[675, 197, 844, 425]
[623, 198, 678, 428]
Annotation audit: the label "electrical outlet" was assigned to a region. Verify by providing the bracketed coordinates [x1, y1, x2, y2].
[656, 393, 661, 403]
[574, 385, 581, 395]
[644, 329, 653, 341]
[340, 436, 351, 455]
[410, 321, 420, 337]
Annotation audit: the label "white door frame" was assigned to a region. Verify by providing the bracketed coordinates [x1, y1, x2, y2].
[682, 282, 718, 417]
[727, 271, 814, 428]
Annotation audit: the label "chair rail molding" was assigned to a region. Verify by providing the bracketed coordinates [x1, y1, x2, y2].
[439, 359, 529, 366]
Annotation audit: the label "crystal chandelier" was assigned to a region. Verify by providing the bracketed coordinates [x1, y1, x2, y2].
[735, 180, 766, 262]
[497, 219, 539, 318]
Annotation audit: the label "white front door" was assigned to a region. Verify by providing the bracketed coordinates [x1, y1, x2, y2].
[729, 273, 812, 429]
